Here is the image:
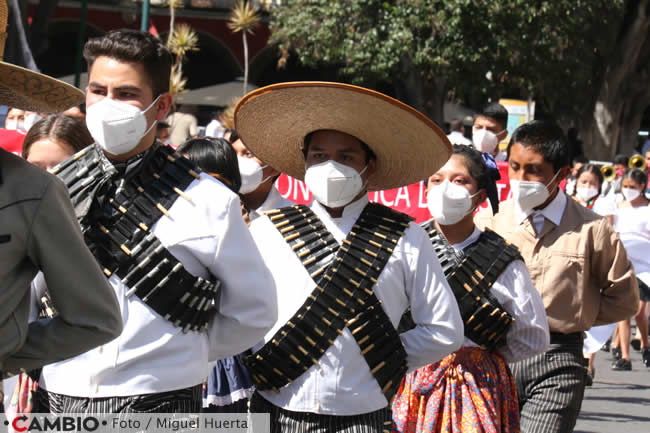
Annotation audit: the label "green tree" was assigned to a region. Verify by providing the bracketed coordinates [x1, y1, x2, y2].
[270, 0, 648, 160]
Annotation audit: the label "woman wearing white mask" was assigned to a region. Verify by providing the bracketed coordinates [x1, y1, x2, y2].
[570, 163, 616, 383]
[572, 163, 615, 222]
[4, 106, 25, 130]
[393, 145, 549, 433]
[231, 137, 291, 221]
[610, 168, 650, 371]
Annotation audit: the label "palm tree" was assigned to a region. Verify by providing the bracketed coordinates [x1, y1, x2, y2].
[228, 1, 261, 96]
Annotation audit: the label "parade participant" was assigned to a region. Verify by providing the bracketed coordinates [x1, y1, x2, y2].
[236, 82, 464, 432]
[33, 29, 277, 414]
[609, 168, 650, 371]
[3, 107, 25, 130]
[0, 0, 122, 398]
[476, 120, 639, 433]
[231, 136, 292, 221]
[564, 155, 587, 196]
[22, 113, 93, 170]
[178, 137, 253, 413]
[472, 103, 509, 161]
[447, 118, 472, 146]
[393, 144, 549, 433]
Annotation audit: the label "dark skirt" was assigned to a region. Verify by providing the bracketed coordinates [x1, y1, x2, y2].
[203, 351, 254, 410]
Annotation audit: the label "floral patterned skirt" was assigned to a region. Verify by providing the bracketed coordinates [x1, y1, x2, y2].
[392, 346, 519, 433]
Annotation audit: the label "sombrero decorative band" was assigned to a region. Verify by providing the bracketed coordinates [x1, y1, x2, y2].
[0, 0, 84, 112]
[234, 81, 452, 191]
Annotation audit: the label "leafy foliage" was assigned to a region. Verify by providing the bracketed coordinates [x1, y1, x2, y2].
[270, 0, 627, 123]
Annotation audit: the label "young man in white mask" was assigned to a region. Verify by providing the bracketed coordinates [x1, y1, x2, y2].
[235, 82, 463, 433]
[475, 120, 639, 433]
[33, 29, 277, 414]
[231, 137, 292, 221]
[472, 102, 509, 161]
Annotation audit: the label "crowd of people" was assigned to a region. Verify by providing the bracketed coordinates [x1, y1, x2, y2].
[1, 15, 649, 433]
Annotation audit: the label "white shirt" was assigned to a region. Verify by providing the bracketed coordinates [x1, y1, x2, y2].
[249, 184, 294, 221]
[205, 119, 224, 138]
[516, 189, 567, 235]
[451, 228, 549, 362]
[447, 131, 472, 146]
[249, 196, 463, 415]
[613, 205, 650, 286]
[40, 173, 278, 397]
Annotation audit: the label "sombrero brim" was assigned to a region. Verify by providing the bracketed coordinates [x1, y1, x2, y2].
[0, 62, 84, 113]
[234, 82, 451, 191]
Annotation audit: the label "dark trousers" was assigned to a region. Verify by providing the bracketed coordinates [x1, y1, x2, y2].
[512, 334, 587, 433]
[33, 384, 202, 414]
[250, 392, 393, 433]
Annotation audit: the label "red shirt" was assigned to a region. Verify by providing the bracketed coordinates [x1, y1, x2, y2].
[0, 129, 26, 156]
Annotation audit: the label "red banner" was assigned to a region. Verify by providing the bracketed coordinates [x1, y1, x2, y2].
[276, 162, 513, 223]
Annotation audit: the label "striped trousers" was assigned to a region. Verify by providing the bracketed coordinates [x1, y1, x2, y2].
[511, 335, 587, 433]
[33, 384, 202, 414]
[250, 392, 394, 433]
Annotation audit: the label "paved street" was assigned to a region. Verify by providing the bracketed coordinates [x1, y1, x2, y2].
[574, 344, 650, 433]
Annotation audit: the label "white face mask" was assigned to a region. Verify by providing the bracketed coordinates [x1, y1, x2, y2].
[427, 179, 479, 225]
[5, 119, 24, 131]
[472, 128, 504, 154]
[510, 171, 560, 212]
[622, 187, 641, 202]
[576, 186, 599, 202]
[238, 156, 270, 194]
[304, 160, 367, 208]
[23, 112, 43, 131]
[86, 95, 160, 155]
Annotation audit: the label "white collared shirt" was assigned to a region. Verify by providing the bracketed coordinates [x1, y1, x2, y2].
[515, 188, 567, 234]
[451, 228, 549, 362]
[248, 196, 464, 415]
[40, 173, 278, 397]
[249, 184, 294, 221]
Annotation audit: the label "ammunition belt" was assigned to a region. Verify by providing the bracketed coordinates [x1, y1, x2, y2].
[422, 220, 520, 351]
[52, 144, 220, 333]
[244, 203, 411, 400]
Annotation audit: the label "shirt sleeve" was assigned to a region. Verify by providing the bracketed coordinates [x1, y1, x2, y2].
[171, 192, 278, 361]
[592, 218, 639, 326]
[490, 260, 549, 362]
[399, 224, 464, 372]
[3, 177, 123, 374]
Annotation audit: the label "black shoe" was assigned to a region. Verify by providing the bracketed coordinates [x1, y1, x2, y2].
[611, 358, 632, 371]
[612, 346, 622, 360]
[642, 348, 650, 367]
[585, 370, 594, 386]
[631, 339, 641, 351]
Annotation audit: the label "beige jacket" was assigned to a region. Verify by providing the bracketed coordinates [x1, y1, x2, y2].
[475, 197, 639, 334]
[0, 149, 122, 375]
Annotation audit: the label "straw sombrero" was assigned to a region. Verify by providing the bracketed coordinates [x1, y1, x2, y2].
[0, 1, 83, 112]
[234, 82, 451, 191]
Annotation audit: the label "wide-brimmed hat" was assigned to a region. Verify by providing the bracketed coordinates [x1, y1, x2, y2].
[0, 1, 84, 112]
[234, 82, 451, 191]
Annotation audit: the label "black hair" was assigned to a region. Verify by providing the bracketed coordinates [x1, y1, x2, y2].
[84, 29, 172, 98]
[572, 155, 588, 166]
[622, 168, 648, 191]
[451, 144, 500, 214]
[177, 137, 241, 193]
[614, 154, 629, 166]
[449, 119, 463, 132]
[479, 103, 508, 130]
[575, 164, 604, 195]
[223, 128, 239, 144]
[507, 120, 570, 172]
[302, 130, 377, 164]
[23, 114, 93, 159]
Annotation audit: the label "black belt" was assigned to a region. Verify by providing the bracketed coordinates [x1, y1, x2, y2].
[549, 332, 584, 345]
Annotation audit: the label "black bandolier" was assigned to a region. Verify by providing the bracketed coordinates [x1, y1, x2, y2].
[243, 203, 412, 400]
[48, 143, 221, 333]
[400, 220, 521, 351]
